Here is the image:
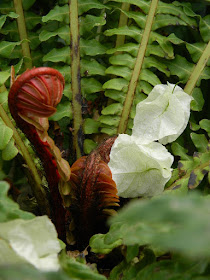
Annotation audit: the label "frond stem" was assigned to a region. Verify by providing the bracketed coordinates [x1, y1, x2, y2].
[115, 3, 130, 48]
[13, 0, 32, 69]
[184, 40, 210, 95]
[117, 0, 159, 134]
[69, 0, 84, 159]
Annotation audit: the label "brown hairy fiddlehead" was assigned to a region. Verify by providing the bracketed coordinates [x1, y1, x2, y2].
[66, 136, 119, 249]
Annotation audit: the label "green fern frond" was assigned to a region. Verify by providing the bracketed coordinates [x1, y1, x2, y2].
[100, 0, 207, 135]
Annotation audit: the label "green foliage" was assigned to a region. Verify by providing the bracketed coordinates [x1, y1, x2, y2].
[0, 0, 209, 278]
[109, 248, 156, 280]
[0, 265, 72, 280]
[90, 193, 210, 279]
[0, 180, 34, 222]
[100, 0, 209, 134]
[60, 253, 106, 280]
[167, 130, 209, 192]
[111, 259, 210, 280]
[0, 259, 106, 280]
[91, 193, 210, 258]
[0, 180, 104, 279]
[0, 113, 18, 161]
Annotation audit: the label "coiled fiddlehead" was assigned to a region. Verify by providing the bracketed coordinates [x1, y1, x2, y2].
[66, 136, 119, 249]
[8, 67, 71, 242]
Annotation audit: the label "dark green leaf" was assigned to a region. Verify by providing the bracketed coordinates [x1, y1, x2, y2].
[109, 53, 135, 69]
[54, 65, 71, 83]
[22, 0, 36, 11]
[2, 139, 18, 161]
[171, 142, 192, 161]
[157, 1, 197, 27]
[80, 39, 107, 56]
[49, 101, 72, 121]
[25, 12, 41, 30]
[99, 115, 120, 127]
[0, 71, 10, 86]
[139, 69, 161, 86]
[152, 14, 187, 30]
[0, 124, 13, 150]
[60, 254, 106, 280]
[167, 145, 210, 192]
[186, 42, 208, 65]
[109, 248, 156, 280]
[199, 119, 210, 137]
[81, 78, 102, 96]
[0, 12, 18, 29]
[0, 181, 34, 222]
[104, 90, 125, 103]
[78, 0, 107, 16]
[101, 103, 123, 116]
[0, 90, 8, 110]
[165, 55, 193, 83]
[81, 59, 106, 76]
[126, 245, 139, 263]
[43, 46, 70, 64]
[199, 15, 210, 43]
[190, 133, 208, 152]
[90, 233, 122, 254]
[100, 126, 117, 136]
[83, 139, 97, 154]
[105, 194, 210, 258]
[105, 26, 142, 43]
[80, 15, 106, 36]
[191, 88, 205, 112]
[42, 5, 69, 24]
[0, 41, 21, 58]
[105, 65, 131, 80]
[0, 264, 72, 280]
[103, 78, 128, 91]
[39, 26, 70, 44]
[83, 118, 100, 134]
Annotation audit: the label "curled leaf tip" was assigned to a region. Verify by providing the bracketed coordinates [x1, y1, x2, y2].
[8, 67, 65, 120]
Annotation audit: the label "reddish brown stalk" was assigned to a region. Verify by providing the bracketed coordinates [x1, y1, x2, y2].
[8, 67, 69, 241]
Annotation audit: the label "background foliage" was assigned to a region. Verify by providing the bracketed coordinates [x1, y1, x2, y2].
[0, 0, 209, 279]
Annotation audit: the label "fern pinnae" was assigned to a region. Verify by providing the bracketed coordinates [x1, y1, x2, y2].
[117, 0, 159, 134]
[69, 0, 84, 159]
[100, 1, 201, 136]
[13, 0, 32, 69]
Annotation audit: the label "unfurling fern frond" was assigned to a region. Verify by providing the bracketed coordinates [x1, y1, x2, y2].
[66, 137, 119, 249]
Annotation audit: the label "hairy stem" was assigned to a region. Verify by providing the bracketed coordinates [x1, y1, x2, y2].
[115, 3, 130, 48]
[69, 0, 83, 159]
[13, 0, 32, 69]
[184, 41, 210, 95]
[117, 0, 159, 134]
[0, 103, 50, 216]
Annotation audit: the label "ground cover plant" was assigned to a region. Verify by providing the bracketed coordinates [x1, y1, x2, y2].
[0, 0, 209, 279]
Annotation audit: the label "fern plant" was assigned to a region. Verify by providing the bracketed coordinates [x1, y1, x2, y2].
[0, 0, 209, 278]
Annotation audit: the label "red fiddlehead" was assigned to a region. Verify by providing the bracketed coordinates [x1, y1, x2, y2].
[8, 67, 119, 247]
[8, 67, 71, 241]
